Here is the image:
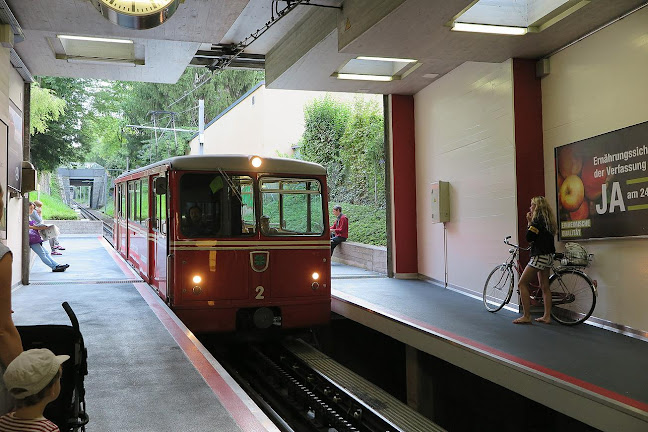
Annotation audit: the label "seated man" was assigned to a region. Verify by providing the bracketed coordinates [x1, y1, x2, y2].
[182, 205, 212, 237]
[330, 205, 348, 256]
[260, 215, 279, 235]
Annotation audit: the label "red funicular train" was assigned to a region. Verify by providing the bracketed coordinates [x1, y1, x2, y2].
[114, 155, 331, 333]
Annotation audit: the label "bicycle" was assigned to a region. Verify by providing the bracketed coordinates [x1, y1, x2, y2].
[483, 236, 598, 325]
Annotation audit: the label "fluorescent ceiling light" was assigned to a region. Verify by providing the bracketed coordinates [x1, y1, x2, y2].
[335, 73, 393, 82]
[57, 35, 133, 44]
[356, 56, 417, 63]
[65, 57, 138, 67]
[451, 22, 527, 35]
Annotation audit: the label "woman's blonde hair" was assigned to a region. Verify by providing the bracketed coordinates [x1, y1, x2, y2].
[531, 196, 557, 235]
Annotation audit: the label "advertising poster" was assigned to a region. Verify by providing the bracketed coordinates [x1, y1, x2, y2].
[555, 121, 648, 240]
[1, 119, 7, 239]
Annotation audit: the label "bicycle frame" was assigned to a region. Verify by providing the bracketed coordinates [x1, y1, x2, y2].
[485, 236, 598, 324]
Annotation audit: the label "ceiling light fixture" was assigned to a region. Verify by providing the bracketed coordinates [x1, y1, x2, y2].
[356, 56, 417, 63]
[451, 22, 527, 35]
[57, 35, 134, 44]
[335, 73, 393, 82]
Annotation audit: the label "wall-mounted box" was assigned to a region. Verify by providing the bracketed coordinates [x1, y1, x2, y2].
[431, 181, 450, 223]
[21, 161, 37, 193]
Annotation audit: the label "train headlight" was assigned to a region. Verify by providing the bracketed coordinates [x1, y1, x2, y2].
[312, 272, 319, 280]
[192, 275, 202, 284]
[250, 156, 263, 168]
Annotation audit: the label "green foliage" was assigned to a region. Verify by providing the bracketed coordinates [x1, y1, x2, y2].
[31, 77, 92, 171]
[330, 203, 386, 247]
[30, 83, 66, 135]
[30, 69, 264, 173]
[298, 96, 350, 201]
[28, 176, 77, 220]
[120, 69, 264, 169]
[297, 95, 387, 246]
[339, 98, 385, 207]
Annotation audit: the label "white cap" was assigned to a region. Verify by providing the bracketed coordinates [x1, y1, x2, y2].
[3, 349, 69, 399]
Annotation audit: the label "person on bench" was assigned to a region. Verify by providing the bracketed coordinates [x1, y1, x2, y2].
[330, 205, 348, 256]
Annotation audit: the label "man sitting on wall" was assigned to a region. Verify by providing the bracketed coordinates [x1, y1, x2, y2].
[330, 205, 348, 256]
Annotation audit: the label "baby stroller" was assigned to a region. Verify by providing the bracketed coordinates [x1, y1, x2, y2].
[16, 302, 89, 431]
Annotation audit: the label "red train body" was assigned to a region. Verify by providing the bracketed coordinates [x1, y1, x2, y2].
[114, 155, 331, 333]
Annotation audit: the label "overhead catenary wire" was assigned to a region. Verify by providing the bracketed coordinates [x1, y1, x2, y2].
[166, 0, 341, 110]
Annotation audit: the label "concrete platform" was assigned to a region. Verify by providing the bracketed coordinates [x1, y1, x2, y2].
[13, 236, 278, 432]
[331, 277, 648, 432]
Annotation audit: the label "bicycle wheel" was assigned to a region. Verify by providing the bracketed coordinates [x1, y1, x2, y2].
[483, 265, 514, 312]
[549, 269, 596, 325]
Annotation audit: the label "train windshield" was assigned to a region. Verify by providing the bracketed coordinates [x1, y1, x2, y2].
[180, 173, 255, 238]
[260, 178, 324, 236]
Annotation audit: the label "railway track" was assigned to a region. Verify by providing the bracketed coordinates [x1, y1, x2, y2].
[213, 339, 444, 432]
[73, 201, 114, 245]
[71, 202, 442, 431]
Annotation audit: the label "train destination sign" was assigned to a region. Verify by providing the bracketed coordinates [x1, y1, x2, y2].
[555, 120, 648, 240]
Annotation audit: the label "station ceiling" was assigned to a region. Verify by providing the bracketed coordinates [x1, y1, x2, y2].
[5, 0, 647, 95]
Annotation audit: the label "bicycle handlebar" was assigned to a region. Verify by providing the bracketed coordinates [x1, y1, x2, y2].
[503, 236, 531, 251]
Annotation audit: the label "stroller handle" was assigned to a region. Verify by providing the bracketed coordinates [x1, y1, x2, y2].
[62, 302, 80, 333]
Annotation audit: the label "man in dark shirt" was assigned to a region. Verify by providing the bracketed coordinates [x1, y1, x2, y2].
[330, 205, 348, 256]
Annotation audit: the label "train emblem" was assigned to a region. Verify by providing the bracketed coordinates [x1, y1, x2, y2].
[250, 251, 269, 272]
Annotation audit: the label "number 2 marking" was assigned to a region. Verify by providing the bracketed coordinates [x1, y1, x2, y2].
[255, 286, 265, 299]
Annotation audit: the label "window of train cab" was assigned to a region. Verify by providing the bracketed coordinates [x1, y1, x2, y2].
[260, 178, 324, 236]
[127, 179, 149, 228]
[153, 175, 167, 235]
[179, 173, 255, 238]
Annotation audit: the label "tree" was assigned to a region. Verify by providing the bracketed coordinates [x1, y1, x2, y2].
[30, 83, 66, 135]
[297, 96, 350, 202]
[339, 98, 385, 207]
[30, 77, 92, 171]
[118, 68, 264, 168]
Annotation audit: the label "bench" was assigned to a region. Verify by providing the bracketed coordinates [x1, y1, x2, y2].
[331, 241, 387, 274]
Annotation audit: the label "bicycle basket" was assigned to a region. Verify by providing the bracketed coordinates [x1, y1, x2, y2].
[562, 242, 590, 267]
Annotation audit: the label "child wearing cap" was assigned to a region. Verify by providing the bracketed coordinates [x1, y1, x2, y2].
[0, 348, 69, 432]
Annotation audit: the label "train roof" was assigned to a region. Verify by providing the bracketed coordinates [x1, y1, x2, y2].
[115, 155, 326, 181]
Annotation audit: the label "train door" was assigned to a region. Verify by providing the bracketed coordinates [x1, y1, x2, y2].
[150, 175, 168, 299]
[127, 178, 149, 279]
[116, 183, 127, 257]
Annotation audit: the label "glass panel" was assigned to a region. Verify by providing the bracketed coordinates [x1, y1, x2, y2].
[128, 182, 135, 222]
[141, 179, 149, 224]
[121, 184, 126, 219]
[179, 173, 254, 238]
[134, 181, 140, 223]
[260, 178, 324, 236]
[159, 193, 167, 234]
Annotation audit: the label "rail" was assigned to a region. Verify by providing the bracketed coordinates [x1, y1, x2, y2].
[72, 201, 114, 246]
[214, 341, 443, 432]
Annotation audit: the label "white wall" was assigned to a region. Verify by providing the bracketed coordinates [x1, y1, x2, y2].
[541, 7, 648, 331]
[189, 84, 381, 157]
[414, 61, 517, 292]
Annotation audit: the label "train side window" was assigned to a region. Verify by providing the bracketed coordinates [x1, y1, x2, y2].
[120, 184, 127, 219]
[153, 176, 167, 234]
[128, 181, 135, 222]
[141, 179, 149, 226]
[159, 192, 167, 234]
[134, 181, 141, 223]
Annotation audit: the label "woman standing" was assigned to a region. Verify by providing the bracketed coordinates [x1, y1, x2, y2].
[0, 183, 23, 414]
[513, 196, 557, 324]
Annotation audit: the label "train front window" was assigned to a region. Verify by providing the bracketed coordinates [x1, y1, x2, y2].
[179, 173, 254, 238]
[260, 178, 324, 236]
